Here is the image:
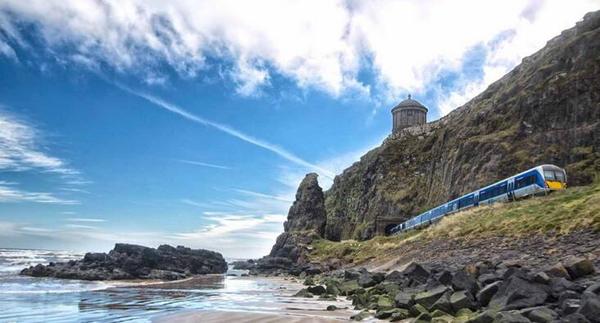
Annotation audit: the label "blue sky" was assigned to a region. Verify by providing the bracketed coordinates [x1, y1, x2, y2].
[0, 0, 597, 258]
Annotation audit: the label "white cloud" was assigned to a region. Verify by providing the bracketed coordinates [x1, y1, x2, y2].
[0, 182, 78, 204]
[0, 109, 73, 173]
[1, 0, 597, 110]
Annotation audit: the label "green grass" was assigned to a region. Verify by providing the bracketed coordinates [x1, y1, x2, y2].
[309, 183, 600, 264]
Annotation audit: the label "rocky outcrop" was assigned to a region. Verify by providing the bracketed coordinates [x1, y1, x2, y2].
[296, 257, 600, 322]
[254, 173, 328, 274]
[322, 10, 600, 241]
[20, 243, 227, 281]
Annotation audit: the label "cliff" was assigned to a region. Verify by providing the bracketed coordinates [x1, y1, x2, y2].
[323, 10, 600, 241]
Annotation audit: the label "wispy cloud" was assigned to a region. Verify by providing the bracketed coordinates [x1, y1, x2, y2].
[0, 107, 76, 174]
[65, 218, 106, 223]
[64, 224, 97, 230]
[176, 159, 231, 170]
[118, 85, 335, 178]
[232, 188, 294, 202]
[0, 182, 78, 205]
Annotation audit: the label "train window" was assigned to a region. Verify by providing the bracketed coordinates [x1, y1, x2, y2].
[458, 195, 474, 208]
[516, 174, 536, 189]
[555, 171, 565, 182]
[544, 170, 556, 181]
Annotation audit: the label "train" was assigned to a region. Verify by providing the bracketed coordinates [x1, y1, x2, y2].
[388, 164, 568, 235]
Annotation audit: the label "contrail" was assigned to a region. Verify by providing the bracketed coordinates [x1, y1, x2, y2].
[117, 84, 335, 178]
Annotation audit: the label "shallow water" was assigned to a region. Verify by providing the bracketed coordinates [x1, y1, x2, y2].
[0, 249, 298, 323]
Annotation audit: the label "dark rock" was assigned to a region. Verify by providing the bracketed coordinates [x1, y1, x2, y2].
[550, 277, 584, 297]
[395, 291, 415, 309]
[533, 272, 551, 285]
[293, 288, 313, 298]
[358, 270, 384, 288]
[562, 298, 582, 315]
[489, 276, 549, 311]
[307, 285, 326, 295]
[326, 305, 337, 311]
[518, 306, 557, 323]
[477, 281, 502, 307]
[402, 262, 431, 284]
[374, 308, 399, 319]
[350, 310, 371, 321]
[466, 310, 496, 323]
[414, 285, 450, 309]
[494, 311, 531, 323]
[20, 243, 227, 281]
[562, 313, 592, 323]
[389, 309, 410, 321]
[585, 283, 600, 295]
[430, 291, 453, 313]
[452, 270, 479, 295]
[344, 269, 361, 280]
[438, 270, 453, 285]
[565, 258, 596, 280]
[545, 263, 572, 280]
[478, 273, 501, 285]
[579, 293, 600, 322]
[450, 290, 477, 312]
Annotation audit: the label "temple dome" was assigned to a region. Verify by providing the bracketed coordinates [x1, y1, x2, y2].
[392, 94, 428, 113]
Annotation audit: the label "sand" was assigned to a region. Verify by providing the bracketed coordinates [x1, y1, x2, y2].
[154, 310, 353, 322]
[151, 276, 362, 322]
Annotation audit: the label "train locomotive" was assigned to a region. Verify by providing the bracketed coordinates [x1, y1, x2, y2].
[388, 164, 567, 235]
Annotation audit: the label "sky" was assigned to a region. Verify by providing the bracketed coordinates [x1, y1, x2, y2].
[0, 0, 598, 258]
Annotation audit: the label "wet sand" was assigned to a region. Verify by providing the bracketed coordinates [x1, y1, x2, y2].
[152, 275, 360, 322]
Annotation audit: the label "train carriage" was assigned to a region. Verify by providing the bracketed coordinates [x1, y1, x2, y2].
[388, 164, 567, 235]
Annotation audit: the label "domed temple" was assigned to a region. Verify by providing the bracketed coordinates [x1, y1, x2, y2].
[391, 95, 428, 132]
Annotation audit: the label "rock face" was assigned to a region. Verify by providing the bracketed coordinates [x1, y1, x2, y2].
[253, 174, 327, 274]
[322, 10, 600, 241]
[20, 243, 227, 281]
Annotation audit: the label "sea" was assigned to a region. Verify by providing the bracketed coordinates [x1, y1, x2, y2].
[0, 248, 292, 322]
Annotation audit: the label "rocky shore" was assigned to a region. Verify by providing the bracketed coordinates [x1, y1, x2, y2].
[20, 243, 227, 281]
[288, 257, 600, 322]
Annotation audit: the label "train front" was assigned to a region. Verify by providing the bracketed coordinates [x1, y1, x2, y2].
[542, 165, 567, 190]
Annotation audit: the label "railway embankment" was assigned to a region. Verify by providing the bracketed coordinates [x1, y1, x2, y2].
[282, 184, 600, 322]
[309, 183, 600, 272]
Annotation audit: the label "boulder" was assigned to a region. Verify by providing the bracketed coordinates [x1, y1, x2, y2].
[307, 285, 326, 295]
[450, 290, 477, 312]
[562, 298, 582, 315]
[585, 283, 600, 295]
[466, 310, 496, 323]
[414, 286, 450, 309]
[545, 263, 572, 280]
[579, 293, 600, 322]
[452, 270, 479, 295]
[524, 306, 557, 323]
[494, 312, 531, 323]
[389, 309, 410, 321]
[489, 276, 549, 311]
[565, 258, 596, 280]
[395, 291, 415, 309]
[477, 281, 502, 307]
[358, 270, 384, 288]
[402, 262, 431, 284]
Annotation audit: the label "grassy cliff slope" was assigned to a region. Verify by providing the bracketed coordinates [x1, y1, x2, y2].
[311, 183, 600, 270]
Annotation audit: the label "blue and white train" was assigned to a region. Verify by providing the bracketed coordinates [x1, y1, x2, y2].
[388, 164, 567, 235]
